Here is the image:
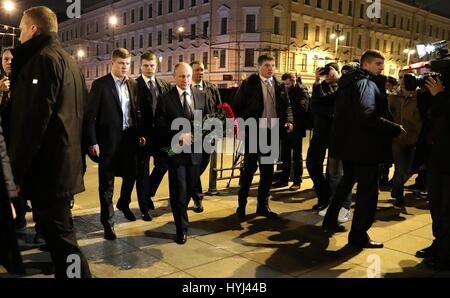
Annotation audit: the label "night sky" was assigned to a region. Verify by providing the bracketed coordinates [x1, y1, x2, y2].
[2, 0, 450, 26]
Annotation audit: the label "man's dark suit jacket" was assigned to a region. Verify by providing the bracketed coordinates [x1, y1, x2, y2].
[136, 75, 171, 154]
[85, 73, 139, 166]
[154, 86, 210, 166]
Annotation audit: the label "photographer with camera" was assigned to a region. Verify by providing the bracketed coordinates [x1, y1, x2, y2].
[415, 75, 450, 270]
[306, 62, 340, 211]
[388, 69, 423, 208]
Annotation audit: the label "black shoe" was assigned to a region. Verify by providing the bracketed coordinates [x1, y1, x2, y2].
[142, 212, 152, 222]
[148, 198, 155, 210]
[322, 224, 346, 233]
[392, 199, 405, 209]
[236, 206, 246, 218]
[406, 183, 426, 192]
[256, 206, 278, 218]
[104, 226, 117, 240]
[416, 243, 438, 258]
[272, 180, 289, 188]
[289, 183, 301, 191]
[349, 239, 384, 249]
[193, 200, 204, 213]
[175, 232, 187, 245]
[116, 205, 136, 221]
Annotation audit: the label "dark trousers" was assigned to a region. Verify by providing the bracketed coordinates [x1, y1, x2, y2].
[193, 152, 210, 202]
[32, 196, 91, 278]
[428, 172, 450, 259]
[99, 128, 137, 228]
[280, 134, 304, 184]
[135, 152, 153, 214]
[306, 116, 332, 205]
[323, 161, 380, 243]
[168, 157, 200, 235]
[148, 152, 169, 198]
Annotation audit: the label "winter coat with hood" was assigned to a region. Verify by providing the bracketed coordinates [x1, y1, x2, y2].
[329, 68, 402, 164]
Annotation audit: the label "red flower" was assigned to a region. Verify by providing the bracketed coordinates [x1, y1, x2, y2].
[217, 102, 235, 119]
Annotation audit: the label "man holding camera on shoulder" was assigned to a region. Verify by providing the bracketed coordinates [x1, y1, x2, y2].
[415, 74, 450, 270]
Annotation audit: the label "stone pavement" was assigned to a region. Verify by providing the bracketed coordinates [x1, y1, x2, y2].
[1, 150, 449, 278]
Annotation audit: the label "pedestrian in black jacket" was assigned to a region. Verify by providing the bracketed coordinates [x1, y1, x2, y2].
[8, 6, 91, 277]
[416, 76, 450, 270]
[273, 73, 309, 190]
[323, 50, 405, 249]
[232, 54, 293, 219]
[135, 51, 171, 221]
[306, 62, 340, 211]
[85, 48, 140, 240]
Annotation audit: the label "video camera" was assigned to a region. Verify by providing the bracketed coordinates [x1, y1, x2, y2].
[404, 40, 450, 91]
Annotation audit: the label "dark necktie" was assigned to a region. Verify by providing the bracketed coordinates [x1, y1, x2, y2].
[148, 80, 159, 116]
[182, 91, 193, 120]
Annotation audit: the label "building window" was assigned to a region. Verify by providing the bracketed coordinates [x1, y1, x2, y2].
[123, 12, 127, 25]
[400, 17, 404, 29]
[123, 38, 127, 48]
[291, 21, 297, 38]
[436, 27, 439, 38]
[148, 4, 153, 18]
[179, 30, 183, 42]
[274, 16, 280, 35]
[391, 41, 394, 53]
[338, 0, 343, 13]
[245, 48, 255, 67]
[168, 28, 173, 44]
[317, 0, 322, 9]
[246, 14, 256, 33]
[289, 52, 295, 69]
[416, 21, 420, 33]
[383, 40, 387, 52]
[139, 7, 143, 21]
[219, 49, 226, 68]
[86, 23, 90, 35]
[168, 56, 173, 72]
[203, 52, 208, 69]
[179, 0, 184, 10]
[169, 0, 173, 13]
[191, 0, 196, 7]
[375, 38, 380, 50]
[301, 53, 307, 72]
[95, 22, 98, 33]
[96, 45, 100, 56]
[429, 25, 432, 36]
[131, 9, 135, 23]
[190, 23, 196, 40]
[179, 55, 183, 62]
[157, 60, 161, 72]
[148, 33, 152, 47]
[106, 44, 109, 54]
[326, 28, 330, 43]
[131, 37, 135, 50]
[385, 12, 389, 26]
[357, 35, 362, 48]
[158, 31, 162, 45]
[131, 61, 134, 75]
[203, 21, 209, 37]
[393, 14, 397, 28]
[158, 1, 162, 16]
[303, 23, 309, 40]
[221, 17, 228, 35]
[190, 53, 195, 62]
[346, 32, 350, 46]
[360, 4, 364, 19]
[348, 0, 353, 16]
[86, 67, 90, 78]
[139, 35, 143, 48]
[328, 0, 333, 11]
[304, 0, 310, 5]
[315, 26, 320, 42]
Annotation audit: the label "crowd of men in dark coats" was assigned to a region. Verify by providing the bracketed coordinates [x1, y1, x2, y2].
[1, 5, 450, 277]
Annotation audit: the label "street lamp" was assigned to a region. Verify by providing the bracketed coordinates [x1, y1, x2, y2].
[77, 49, 85, 60]
[330, 32, 345, 60]
[109, 15, 118, 49]
[403, 48, 416, 67]
[2, 0, 15, 13]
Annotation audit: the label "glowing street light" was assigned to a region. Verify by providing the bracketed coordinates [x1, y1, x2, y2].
[403, 48, 416, 67]
[3, 0, 15, 13]
[330, 32, 345, 59]
[109, 15, 118, 27]
[77, 49, 86, 59]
